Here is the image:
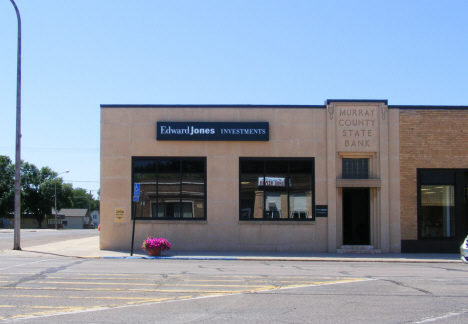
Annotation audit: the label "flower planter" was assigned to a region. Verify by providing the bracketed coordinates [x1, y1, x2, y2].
[147, 247, 161, 257]
[142, 237, 171, 256]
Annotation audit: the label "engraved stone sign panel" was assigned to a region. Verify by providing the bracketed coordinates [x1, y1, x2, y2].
[336, 105, 380, 152]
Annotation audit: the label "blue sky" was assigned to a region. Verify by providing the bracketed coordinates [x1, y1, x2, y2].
[1, 0, 468, 195]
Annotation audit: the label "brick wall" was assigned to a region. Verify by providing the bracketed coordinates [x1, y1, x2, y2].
[400, 109, 468, 240]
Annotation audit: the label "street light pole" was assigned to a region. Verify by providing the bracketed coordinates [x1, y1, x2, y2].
[10, 0, 22, 250]
[54, 171, 69, 230]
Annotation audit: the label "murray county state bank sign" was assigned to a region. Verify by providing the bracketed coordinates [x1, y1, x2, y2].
[157, 122, 269, 141]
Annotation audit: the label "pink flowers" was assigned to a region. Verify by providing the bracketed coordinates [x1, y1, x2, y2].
[141, 237, 171, 251]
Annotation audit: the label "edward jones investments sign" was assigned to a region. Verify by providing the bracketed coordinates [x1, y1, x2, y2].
[157, 122, 269, 141]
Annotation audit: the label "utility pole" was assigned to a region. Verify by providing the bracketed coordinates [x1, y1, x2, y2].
[10, 0, 22, 250]
[54, 171, 69, 229]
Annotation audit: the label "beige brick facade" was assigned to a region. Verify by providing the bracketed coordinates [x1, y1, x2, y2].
[400, 109, 468, 240]
[100, 106, 327, 252]
[100, 102, 468, 253]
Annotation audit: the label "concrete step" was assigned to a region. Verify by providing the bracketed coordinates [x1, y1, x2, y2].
[337, 245, 382, 254]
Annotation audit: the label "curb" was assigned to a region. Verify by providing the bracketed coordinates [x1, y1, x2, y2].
[102, 256, 238, 260]
[2, 250, 462, 263]
[99, 256, 462, 263]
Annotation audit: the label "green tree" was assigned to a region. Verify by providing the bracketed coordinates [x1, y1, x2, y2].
[0, 156, 15, 217]
[1, 157, 81, 227]
[21, 163, 73, 228]
[71, 187, 99, 211]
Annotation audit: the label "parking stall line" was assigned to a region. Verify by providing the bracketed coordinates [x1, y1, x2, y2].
[1, 294, 182, 301]
[0, 278, 372, 323]
[0, 295, 195, 322]
[0, 274, 371, 322]
[0, 260, 52, 272]
[14, 280, 271, 288]
[0, 286, 276, 294]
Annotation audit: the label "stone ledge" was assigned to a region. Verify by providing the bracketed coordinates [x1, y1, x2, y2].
[338, 245, 382, 254]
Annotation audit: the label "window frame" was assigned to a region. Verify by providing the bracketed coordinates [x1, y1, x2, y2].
[150, 200, 195, 219]
[239, 157, 315, 221]
[417, 169, 461, 240]
[132, 157, 207, 221]
[342, 158, 369, 179]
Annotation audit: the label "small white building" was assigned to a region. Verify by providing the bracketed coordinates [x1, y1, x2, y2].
[90, 210, 100, 226]
[52, 209, 92, 229]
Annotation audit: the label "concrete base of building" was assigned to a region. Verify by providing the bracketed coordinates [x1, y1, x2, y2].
[337, 245, 382, 254]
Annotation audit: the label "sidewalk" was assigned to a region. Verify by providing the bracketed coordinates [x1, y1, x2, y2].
[0, 235, 462, 263]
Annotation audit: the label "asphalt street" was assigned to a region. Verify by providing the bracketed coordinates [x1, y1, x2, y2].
[0, 229, 98, 251]
[0, 230, 467, 323]
[0, 257, 467, 323]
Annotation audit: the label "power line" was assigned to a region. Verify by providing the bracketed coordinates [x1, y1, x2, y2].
[0, 147, 99, 153]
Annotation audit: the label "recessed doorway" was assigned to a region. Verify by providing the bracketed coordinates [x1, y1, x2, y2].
[343, 188, 370, 245]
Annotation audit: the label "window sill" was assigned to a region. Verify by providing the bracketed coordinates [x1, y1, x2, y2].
[134, 219, 207, 224]
[239, 220, 316, 225]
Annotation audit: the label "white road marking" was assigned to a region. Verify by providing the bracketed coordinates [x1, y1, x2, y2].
[0, 259, 50, 271]
[413, 309, 468, 323]
[0, 277, 371, 322]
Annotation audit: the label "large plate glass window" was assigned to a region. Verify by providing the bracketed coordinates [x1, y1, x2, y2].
[133, 157, 206, 220]
[240, 158, 315, 220]
[419, 170, 455, 238]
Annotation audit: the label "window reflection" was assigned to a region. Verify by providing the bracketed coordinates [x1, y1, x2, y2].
[264, 173, 287, 219]
[181, 173, 205, 218]
[240, 174, 263, 218]
[421, 185, 455, 237]
[290, 174, 312, 219]
[239, 159, 314, 220]
[133, 173, 156, 219]
[133, 158, 205, 220]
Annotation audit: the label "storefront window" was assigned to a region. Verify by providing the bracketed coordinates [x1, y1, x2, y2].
[419, 170, 455, 238]
[240, 158, 314, 220]
[133, 157, 206, 220]
[420, 185, 454, 237]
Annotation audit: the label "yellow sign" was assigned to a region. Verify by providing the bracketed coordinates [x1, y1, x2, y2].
[114, 208, 125, 223]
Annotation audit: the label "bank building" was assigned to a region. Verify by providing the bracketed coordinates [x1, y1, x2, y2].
[100, 100, 468, 254]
